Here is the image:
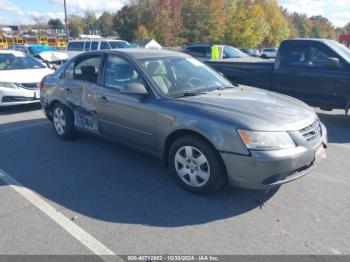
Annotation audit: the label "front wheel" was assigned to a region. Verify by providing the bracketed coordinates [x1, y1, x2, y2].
[52, 103, 77, 140]
[168, 135, 226, 194]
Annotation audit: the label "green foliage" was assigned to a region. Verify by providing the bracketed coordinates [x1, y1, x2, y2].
[64, 0, 345, 46]
[258, 0, 290, 47]
[48, 19, 64, 30]
[68, 15, 84, 38]
[310, 16, 337, 39]
[134, 24, 153, 40]
[84, 12, 98, 34]
[113, 4, 150, 42]
[98, 12, 113, 37]
[151, 0, 184, 46]
[225, 0, 269, 47]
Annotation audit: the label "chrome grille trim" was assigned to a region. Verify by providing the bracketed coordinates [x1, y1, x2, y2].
[299, 119, 322, 145]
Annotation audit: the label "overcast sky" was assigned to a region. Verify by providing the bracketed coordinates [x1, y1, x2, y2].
[0, 0, 349, 27]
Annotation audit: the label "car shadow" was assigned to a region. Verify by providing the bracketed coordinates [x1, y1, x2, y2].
[0, 103, 41, 115]
[317, 112, 350, 144]
[0, 119, 277, 227]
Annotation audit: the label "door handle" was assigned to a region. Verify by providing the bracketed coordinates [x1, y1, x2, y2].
[97, 95, 109, 103]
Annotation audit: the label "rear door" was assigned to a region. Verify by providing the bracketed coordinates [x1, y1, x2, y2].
[95, 54, 157, 153]
[58, 54, 103, 114]
[273, 42, 349, 108]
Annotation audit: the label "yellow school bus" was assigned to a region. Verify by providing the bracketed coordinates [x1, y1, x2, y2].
[0, 36, 8, 49]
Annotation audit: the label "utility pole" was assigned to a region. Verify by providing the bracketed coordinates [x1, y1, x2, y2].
[64, 0, 69, 40]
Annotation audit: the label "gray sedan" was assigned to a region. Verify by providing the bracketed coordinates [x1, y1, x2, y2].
[40, 49, 328, 194]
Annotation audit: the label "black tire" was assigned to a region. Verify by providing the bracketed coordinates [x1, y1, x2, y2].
[51, 102, 77, 140]
[261, 54, 267, 59]
[168, 135, 226, 194]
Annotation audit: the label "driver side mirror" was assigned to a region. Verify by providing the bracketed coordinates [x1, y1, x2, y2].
[327, 57, 340, 70]
[121, 82, 149, 96]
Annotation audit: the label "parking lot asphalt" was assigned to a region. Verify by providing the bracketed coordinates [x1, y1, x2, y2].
[0, 104, 349, 256]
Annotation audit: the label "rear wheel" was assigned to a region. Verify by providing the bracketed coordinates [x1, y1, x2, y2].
[168, 135, 226, 194]
[52, 103, 76, 140]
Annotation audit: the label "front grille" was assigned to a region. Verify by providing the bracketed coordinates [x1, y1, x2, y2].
[18, 83, 38, 90]
[299, 119, 322, 145]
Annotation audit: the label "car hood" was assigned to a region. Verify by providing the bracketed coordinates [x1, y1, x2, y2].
[180, 86, 316, 131]
[37, 51, 68, 62]
[0, 68, 53, 84]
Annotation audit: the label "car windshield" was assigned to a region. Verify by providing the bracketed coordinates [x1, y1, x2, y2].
[224, 46, 248, 58]
[28, 45, 56, 56]
[139, 56, 233, 97]
[109, 41, 130, 49]
[326, 40, 350, 63]
[0, 53, 46, 70]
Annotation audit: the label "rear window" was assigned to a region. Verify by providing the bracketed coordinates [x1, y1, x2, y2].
[67, 42, 84, 51]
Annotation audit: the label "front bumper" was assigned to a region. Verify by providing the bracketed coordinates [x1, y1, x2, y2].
[0, 87, 40, 107]
[221, 124, 328, 190]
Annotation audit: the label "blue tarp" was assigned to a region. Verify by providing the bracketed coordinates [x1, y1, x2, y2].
[28, 45, 56, 56]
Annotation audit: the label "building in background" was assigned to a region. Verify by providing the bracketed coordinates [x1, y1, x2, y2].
[339, 35, 350, 47]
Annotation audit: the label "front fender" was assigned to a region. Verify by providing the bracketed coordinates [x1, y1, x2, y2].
[157, 113, 250, 159]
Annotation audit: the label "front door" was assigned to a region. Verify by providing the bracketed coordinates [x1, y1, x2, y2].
[95, 55, 157, 153]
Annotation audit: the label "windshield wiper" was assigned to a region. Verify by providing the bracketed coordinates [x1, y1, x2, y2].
[173, 91, 207, 98]
[216, 84, 238, 90]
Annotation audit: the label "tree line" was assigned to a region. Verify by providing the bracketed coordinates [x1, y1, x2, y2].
[47, 0, 350, 47]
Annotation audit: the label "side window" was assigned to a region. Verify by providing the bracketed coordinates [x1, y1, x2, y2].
[62, 61, 74, 80]
[67, 42, 84, 51]
[104, 56, 143, 89]
[91, 42, 98, 50]
[84, 41, 91, 51]
[73, 56, 102, 84]
[187, 47, 210, 57]
[100, 41, 110, 50]
[287, 46, 308, 67]
[309, 47, 332, 69]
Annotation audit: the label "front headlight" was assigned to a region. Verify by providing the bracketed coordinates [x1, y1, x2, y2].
[0, 82, 18, 89]
[238, 129, 296, 151]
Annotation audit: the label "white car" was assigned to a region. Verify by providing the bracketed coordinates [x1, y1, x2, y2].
[260, 48, 278, 59]
[66, 39, 130, 58]
[0, 50, 53, 107]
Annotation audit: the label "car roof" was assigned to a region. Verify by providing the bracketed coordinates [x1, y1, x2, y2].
[0, 50, 26, 55]
[68, 39, 128, 43]
[286, 38, 332, 42]
[184, 44, 212, 48]
[103, 48, 188, 59]
[9, 44, 28, 47]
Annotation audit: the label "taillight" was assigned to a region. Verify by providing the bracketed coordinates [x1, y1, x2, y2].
[39, 79, 44, 91]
